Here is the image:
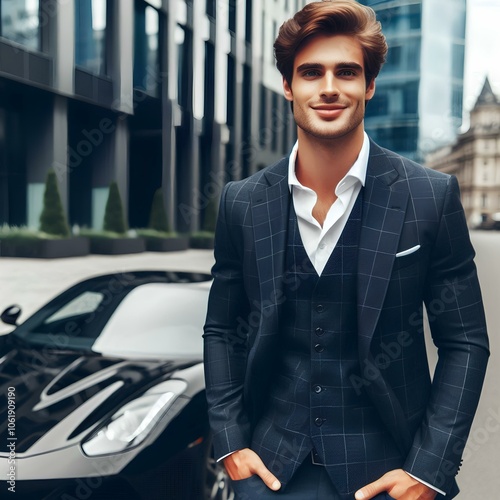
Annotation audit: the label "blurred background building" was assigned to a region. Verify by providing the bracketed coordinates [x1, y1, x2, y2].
[427, 78, 500, 228]
[0, 0, 303, 234]
[359, 0, 466, 162]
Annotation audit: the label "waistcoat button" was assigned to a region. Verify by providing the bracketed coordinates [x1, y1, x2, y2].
[314, 417, 324, 427]
[313, 385, 322, 394]
[316, 304, 324, 313]
[315, 327, 324, 336]
[314, 344, 324, 353]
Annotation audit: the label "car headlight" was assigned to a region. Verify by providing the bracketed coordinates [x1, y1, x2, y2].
[82, 379, 188, 456]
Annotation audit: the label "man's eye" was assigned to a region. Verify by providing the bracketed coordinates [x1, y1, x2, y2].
[303, 70, 320, 77]
[339, 70, 356, 76]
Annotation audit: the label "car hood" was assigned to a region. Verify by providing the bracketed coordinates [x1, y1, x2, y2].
[0, 346, 198, 454]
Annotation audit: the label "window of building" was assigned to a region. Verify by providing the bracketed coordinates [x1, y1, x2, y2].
[259, 84, 267, 147]
[406, 39, 421, 71]
[245, 0, 252, 43]
[229, 0, 236, 34]
[0, 0, 41, 51]
[227, 54, 235, 126]
[271, 92, 279, 152]
[481, 193, 488, 209]
[134, 1, 161, 96]
[206, 0, 216, 19]
[175, 25, 192, 110]
[452, 43, 465, 80]
[385, 45, 401, 70]
[204, 42, 215, 119]
[404, 83, 419, 115]
[366, 93, 389, 117]
[75, 0, 107, 75]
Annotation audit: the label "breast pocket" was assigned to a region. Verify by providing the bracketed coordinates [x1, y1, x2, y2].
[393, 245, 421, 272]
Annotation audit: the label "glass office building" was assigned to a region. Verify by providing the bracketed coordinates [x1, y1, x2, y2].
[359, 0, 466, 161]
[0, 0, 301, 233]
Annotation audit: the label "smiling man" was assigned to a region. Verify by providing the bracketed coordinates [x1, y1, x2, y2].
[203, 1, 489, 499]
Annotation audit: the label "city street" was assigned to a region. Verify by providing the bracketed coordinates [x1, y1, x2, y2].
[0, 231, 499, 497]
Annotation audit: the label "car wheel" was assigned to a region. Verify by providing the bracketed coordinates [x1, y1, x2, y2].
[203, 440, 234, 500]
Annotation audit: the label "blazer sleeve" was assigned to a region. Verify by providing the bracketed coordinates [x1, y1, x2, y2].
[203, 182, 253, 461]
[403, 175, 490, 494]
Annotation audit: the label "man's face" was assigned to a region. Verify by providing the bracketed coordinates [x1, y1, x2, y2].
[283, 34, 375, 142]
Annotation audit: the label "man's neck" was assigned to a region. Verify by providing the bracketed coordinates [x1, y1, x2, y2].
[295, 127, 365, 200]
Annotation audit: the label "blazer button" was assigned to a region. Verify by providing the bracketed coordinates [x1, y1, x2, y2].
[315, 344, 324, 353]
[316, 304, 324, 313]
[315, 327, 324, 336]
[313, 385, 322, 394]
[314, 417, 324, 427]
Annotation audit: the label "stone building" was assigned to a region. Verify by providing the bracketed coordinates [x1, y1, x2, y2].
[426, 78, 500, 228]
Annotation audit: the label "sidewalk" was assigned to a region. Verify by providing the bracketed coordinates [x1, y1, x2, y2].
[0, 250, 215, 333]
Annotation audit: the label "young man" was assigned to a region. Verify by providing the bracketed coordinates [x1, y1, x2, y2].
[203, 1, 489, 499]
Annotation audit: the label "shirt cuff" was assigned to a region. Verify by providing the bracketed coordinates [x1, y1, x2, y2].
[407, 472, 446, 496]
[217, 450, 239, 463]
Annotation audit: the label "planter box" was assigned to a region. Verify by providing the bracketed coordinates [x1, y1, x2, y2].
[89, 237, 146, 255]
[144, 236, 189, 252]
[189, 235, 215, 249]
[0, 237, 90, 259]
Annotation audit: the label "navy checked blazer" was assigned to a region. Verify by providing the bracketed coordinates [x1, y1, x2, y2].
[203, 140, 490, 497]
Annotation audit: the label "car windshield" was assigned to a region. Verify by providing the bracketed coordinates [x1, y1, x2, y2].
[13, 280, 209, 359]
[92, 283, 208, 359]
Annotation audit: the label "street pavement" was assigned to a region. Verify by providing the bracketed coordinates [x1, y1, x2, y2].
[0, 232, 498, 497]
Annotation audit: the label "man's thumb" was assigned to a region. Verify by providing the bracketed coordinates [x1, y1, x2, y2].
[255, 465, 281, 491]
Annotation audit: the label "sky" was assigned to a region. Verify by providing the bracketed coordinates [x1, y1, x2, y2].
[464, 0, 500, 113]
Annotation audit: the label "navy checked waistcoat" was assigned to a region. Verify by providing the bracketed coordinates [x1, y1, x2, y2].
[251, 192, 404, 497]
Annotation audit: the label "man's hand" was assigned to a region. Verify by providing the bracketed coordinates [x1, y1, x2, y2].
[223, 448, 281, 491]
[355, 469, 437, 500]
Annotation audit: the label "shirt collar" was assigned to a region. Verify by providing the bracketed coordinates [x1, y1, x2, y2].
[288, 132, 370, 193]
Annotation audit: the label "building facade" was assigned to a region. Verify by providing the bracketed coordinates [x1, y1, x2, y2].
[427, 78, 500, 228]
[0, 0, 303, 234]
[359, 0, 466, 162]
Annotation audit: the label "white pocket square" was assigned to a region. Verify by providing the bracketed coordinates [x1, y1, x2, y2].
[396, 244, 421, 258]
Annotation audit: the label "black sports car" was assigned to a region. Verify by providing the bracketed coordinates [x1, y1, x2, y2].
[0, 270, 233, 500]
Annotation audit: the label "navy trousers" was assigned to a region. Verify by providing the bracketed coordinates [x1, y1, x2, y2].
[230, 456, 396, 500]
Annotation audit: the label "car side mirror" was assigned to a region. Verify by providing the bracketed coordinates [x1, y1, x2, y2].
[1, 305, 21, 326]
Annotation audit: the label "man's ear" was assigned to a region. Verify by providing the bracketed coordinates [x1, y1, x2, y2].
[365, 78, 376, 101]
[283, 77, 293, 102]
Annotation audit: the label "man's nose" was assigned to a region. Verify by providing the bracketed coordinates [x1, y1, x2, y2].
[320, 73, 339, 98]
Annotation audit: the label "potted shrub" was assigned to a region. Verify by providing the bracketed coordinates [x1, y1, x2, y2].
[137, 189, 188, 252]
[83, 182, 145, 255]
[0, 170, 89, 258]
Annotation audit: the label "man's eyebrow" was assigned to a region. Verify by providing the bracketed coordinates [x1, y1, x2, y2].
[336, 62, 363, 72]
[296, 62, 324, 73]
[295, 61, 364, 73]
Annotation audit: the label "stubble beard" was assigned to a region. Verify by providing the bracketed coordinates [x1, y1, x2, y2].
[293, 102, 365, 142]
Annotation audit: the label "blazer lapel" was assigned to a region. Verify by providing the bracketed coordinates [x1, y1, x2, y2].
[250, 160, 290, 331]
[356, 142, 414, 454]
[357, 143, 409, 356]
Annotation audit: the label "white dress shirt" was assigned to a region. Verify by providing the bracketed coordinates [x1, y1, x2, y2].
[288, 133, 369, 276]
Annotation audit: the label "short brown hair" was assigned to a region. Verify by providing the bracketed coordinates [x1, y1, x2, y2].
[274, 0, 387, 86]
